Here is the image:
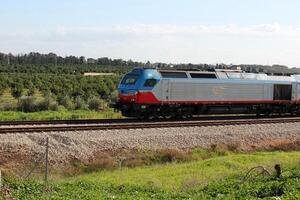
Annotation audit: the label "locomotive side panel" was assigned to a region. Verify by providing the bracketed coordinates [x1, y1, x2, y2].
[155, 80, 272, 102]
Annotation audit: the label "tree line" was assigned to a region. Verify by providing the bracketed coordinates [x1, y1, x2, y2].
[1, 52, 300, 75]
[0, 52, 143, 67]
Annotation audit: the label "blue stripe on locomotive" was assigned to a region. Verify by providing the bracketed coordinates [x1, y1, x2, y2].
[118, 68, 161, 93]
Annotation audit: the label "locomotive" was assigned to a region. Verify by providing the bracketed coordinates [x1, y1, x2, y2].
[115, 67, 300, 118]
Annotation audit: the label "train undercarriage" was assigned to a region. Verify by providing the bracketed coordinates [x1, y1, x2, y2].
[117, 102, 300, 119]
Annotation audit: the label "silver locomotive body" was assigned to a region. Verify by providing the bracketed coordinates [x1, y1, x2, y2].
[117, 68, 300, 118]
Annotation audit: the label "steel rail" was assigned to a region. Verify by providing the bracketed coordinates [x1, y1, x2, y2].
[0, 117, 299, 134]
[0, 114, 297, 126]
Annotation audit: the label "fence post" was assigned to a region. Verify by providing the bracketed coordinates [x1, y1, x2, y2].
[44, 137, 49, 185]
[274, 164, 281, 178]
[0, 169, 2, 189]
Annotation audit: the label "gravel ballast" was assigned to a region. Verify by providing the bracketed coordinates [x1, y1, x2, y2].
[1, 122, 300, 167]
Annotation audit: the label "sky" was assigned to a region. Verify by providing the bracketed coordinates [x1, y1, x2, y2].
[1, 0, 300, 67]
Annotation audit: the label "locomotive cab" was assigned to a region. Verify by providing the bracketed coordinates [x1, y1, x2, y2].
[116, 68, 160, 117]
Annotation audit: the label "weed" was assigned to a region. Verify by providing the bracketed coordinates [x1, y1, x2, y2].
[122, 158, 145, 168]
[254, 139, 300, 151]
[225, 141, 241, 152]
[181, 178, 200, 191]
[157, 149, 192, 163]
[84, 155, 117, 172]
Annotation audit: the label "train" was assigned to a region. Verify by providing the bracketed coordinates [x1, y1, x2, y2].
[115, 67, 300, 118]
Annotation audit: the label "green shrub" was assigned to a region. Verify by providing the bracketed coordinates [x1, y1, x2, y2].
[60, 96, 74, 110]
[108, 90, 118, 104]
[38, 96, 59, 111]
[74, 96, 88, 110]
[17, 96, 38, 112]
[27, 87, 35, 96]
[88, 97, 107, 111]
[11, 87, 23, 98]
[0, 102, 17, 111]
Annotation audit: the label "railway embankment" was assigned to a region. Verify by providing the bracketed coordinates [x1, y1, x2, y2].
[1, 122, 300, 174]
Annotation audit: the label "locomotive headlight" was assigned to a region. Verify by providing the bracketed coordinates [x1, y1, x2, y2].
[141, 105, 146, 109]
[128, 91, 138, 95]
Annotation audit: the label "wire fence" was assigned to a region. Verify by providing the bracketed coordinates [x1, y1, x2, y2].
[1, 137, 50, 199]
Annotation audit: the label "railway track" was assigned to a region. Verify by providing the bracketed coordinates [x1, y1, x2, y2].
[0, 114, 296, 126]
[0, 116, 299, 134]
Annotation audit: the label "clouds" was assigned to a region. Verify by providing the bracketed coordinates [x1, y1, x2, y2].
[1, 23, 300, 66]
[54, 23, 300, 38]
[3, 23, 300, 41]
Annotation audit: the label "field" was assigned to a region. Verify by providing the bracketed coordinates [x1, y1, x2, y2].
[0, 109, 121, 121]
[2, 150, 300, 199]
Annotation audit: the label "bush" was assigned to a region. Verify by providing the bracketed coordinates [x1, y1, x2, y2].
[88, 97, 107, 111]
[60, 96, 74, 110]
[11, 87, 23, 98]
[27, 87, 35, 96]
[74, 96, 87, 110]
[0, 102, 17, 111]
[17, 96, 38, 112]
[38, 96, 59, 111]
[108, 90, 118, 104]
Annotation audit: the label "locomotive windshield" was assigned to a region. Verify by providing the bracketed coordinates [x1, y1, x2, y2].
[144, 79, 157, 87]
[121, 74, 139, 85]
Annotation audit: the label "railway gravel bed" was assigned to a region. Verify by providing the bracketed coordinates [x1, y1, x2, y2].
[1, 122, 300, 170]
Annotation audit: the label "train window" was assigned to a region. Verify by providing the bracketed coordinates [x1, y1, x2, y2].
[226, 72, 242, 79]
[273, 84, 292, 100]
[160, 71, 188, 78]
[190, 73, 217, 78]
[131, 69, 141, 74]
[121, 74, 139, 85]
[144, 79, 157, 87]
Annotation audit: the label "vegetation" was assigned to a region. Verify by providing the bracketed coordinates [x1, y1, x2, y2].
[0, 52, 135, 116]
[3, 151, 300, 199]
[0, 109, 121, 121]
[0, 73, 120, 115]
[0, 74, 119, 100]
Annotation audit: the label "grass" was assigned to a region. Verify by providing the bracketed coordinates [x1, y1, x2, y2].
[0, 108, 121, 121]
[76, 151, 300, 190]
[3, 151, 300, 199]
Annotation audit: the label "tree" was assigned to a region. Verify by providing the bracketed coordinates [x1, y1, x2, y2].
[60, 96, 74, 110]
[11, 86, 23, 98]
[74, 96, 87, 110]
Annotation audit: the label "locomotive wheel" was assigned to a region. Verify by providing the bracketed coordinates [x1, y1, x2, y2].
[163, 115, 172, 119]
[137, 116, 146, 120]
